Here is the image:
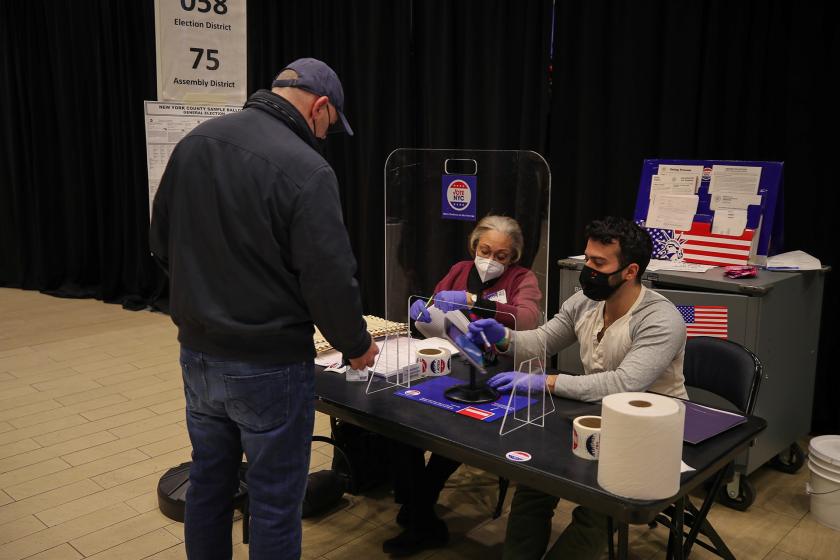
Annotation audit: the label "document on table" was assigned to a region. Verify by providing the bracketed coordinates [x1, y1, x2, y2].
[765, 250, 822, 271]
[372, 336, 459, 378]
[712, 209, 748, 236]
[710, 192, 762, 211]
[708, 165, 762, 194]
[315, 349, 343, 367]
[646, 260, 717, 273]
[645, 194, 699, 231]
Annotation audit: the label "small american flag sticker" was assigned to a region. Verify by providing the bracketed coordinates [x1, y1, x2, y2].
[457, 407, 494, 420]
[677, 305, 728, 339]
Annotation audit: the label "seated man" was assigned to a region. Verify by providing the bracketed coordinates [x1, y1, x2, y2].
[467, 216, 687, 560]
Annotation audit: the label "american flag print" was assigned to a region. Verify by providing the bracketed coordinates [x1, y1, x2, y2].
[677, 305, 728, 339]
[647, 227, 686, 261]
[675, 221, 754, 266]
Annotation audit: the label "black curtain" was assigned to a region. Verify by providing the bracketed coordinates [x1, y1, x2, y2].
[547, 1, 840, 433]
[0, 1, 158, 305]
[1, 1, 838, 432]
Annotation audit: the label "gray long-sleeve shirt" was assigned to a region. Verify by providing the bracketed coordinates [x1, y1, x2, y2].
[510, 286, 688, 402]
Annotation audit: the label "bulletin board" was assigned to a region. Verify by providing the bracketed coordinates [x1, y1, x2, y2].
[633, 159, 783, 266]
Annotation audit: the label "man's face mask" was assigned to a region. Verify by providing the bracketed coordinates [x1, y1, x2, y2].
[474, 256, 505, 283]
[311, 101, 333, 152]
[578, 264, 628, 301]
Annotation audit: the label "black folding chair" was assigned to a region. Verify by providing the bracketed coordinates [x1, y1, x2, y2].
[607, 336, 763, 560]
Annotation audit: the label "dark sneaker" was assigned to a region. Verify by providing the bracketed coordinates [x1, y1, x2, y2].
[396, 504, 410, 528]
[382, 520, 449, 557]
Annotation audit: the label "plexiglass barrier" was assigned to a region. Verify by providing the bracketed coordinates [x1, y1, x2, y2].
[384, 149, 551, 327]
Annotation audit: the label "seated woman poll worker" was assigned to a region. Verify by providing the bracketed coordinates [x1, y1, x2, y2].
[383, 215, 542, 556]
[409, 214, 542, 329]
[467, 217, 688, 560]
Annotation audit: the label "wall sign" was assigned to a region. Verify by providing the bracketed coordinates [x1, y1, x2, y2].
[155, 0, 247, 104]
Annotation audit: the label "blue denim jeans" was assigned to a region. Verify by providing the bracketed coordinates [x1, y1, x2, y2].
[179, 346, 315, 560]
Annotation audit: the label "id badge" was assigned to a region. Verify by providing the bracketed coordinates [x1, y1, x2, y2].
[485, 289, 508, 304]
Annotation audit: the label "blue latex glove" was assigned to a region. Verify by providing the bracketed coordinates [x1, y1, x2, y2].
[410, 299, 431, 322]
[488, 371, 546, 394]
[467, 318, 507, 346]
[434, 290, 468, 313]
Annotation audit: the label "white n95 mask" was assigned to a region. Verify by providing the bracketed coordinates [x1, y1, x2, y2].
[474, 256, 505, 283]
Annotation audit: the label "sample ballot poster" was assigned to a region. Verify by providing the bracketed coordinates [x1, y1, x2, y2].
[155, 0, 247, 104]
[144, 101, 241, 218]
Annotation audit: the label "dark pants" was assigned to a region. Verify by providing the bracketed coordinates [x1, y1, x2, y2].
[502, 485, 610, 560]
[180, 346, 315, 560]
[391, 441, 460, 527]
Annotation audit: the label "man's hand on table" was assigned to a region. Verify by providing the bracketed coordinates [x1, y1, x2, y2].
[349, 340, 379, 370]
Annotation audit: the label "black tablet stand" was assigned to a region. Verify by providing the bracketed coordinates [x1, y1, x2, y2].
[444, 362, 499, 404]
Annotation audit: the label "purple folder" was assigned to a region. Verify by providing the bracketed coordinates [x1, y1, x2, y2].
[683, 400, 747, 444]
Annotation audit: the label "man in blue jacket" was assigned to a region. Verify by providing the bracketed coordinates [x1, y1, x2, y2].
[150, 58, 378, 560]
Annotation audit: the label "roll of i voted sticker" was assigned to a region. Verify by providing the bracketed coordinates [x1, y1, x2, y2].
[505, 450, 532, 462]
[572, 415, 601, 460]
[416, 347, 452, 376]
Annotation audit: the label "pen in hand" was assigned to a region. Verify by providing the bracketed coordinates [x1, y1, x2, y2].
[416, 295, 434, 320]
[479, 330, 492, 350]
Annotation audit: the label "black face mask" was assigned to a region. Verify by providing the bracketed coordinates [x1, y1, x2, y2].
[312, 103, 332, 154]
[579, 264, 627, 301]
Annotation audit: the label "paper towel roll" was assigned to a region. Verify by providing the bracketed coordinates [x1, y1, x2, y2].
[597, 392, 685, 500]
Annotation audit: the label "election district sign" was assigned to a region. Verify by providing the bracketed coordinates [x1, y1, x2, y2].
[441, 175, 477, 221]
[155, 0, 247, 104]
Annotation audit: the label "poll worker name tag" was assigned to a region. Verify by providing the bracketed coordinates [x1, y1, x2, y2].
[441, 175, 477, 221]
[484, 289, 507, 304]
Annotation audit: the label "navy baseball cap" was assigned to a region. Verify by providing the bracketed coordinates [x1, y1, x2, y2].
[272, 58, 353, 136]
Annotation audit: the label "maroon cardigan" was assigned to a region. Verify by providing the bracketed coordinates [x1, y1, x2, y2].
[433, 261, 542, 330]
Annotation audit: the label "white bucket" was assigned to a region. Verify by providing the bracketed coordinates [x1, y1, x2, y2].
[810, 435, 840, 469]
[807, 435, 840, 531]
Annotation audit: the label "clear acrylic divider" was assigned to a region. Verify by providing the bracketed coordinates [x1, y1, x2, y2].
[499, 338, 554, 437]
[384, 149, 551, 326]
[365, 301, 415, 395]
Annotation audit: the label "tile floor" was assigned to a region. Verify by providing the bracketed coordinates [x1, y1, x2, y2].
[1, 288, 838, 559]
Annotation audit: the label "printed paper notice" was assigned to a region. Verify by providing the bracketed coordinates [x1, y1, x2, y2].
[659, 164, 704, 178]
[650, 174, 698, 197]
[144, 100, 241, 219]
[645, 194, 699, 231]
[712, 209, 748, 236]
[708, 165, 762, 194]
[657, 165, 703, 191]
[710, 192, 763, 211]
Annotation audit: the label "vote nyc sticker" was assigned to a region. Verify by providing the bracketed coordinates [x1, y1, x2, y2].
[441, 175, 477, 221]
[505, 450, 532, 462]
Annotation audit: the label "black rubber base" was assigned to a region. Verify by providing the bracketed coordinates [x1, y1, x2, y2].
[157, 461, 249, 523]
[445, 383, 499, 404]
